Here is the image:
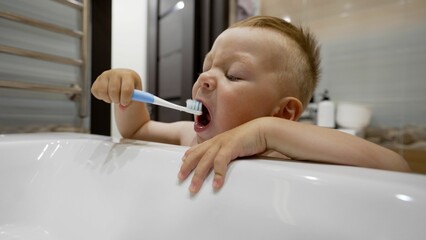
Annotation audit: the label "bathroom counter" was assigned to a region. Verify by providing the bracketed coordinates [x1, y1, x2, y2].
[388, 146, 426, 174]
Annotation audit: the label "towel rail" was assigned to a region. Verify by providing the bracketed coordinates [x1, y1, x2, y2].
[0, 80, 81, 95]
[79, 0, 89, 117]
[0, 12, 83, 38]
[0, 45, 83, 66]
[0, 0, 90, 131]
[52, 0, 83, 10]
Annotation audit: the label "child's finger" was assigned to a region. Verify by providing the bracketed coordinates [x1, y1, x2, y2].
[213, 174, 225, 190]
[108, 77, 121, 103]
[178, 147, 203, 180]
[212, 150, 232, 190]
[189, 147, 218, 193]
[120, 77, 135, 106]
[91, 76, 110, 103]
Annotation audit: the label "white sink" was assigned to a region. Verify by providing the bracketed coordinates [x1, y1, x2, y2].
[1, 133, 425, 240]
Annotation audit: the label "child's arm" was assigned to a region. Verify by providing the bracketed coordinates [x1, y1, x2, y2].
[91, 69, 194, 145]
[178, 117, 410, 193]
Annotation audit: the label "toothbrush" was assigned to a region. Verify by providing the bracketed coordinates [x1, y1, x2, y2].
[131, 89, 202, 115]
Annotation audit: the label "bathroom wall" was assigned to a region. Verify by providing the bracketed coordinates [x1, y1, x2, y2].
[110, 0, 148, 138]
[259, 0, 426, 171]
[260, 0, 426, 129]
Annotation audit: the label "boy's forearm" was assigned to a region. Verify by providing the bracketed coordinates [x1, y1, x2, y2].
[261, 117, 410, 172]
[114, 101, 150, 139]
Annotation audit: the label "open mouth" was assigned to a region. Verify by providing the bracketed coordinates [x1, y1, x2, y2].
[196, 104, 211, 127]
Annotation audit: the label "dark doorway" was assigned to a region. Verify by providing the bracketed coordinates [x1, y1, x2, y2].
[90, 0, 112, 135]
[147, 0, 229, 122]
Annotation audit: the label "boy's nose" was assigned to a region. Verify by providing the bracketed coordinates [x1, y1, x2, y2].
[198, 72, 216, 90]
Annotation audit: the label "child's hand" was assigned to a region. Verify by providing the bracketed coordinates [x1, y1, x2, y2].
[177, 119, 267, 193]
[91, 69, 142, 107]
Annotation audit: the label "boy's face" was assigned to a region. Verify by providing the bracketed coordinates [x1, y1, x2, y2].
[192, 27, 288, 143]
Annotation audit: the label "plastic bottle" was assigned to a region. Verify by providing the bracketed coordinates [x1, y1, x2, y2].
[317, 90, 335, 128]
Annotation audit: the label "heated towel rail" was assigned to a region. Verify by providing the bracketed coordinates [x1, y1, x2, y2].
[0, 0, 90, 133]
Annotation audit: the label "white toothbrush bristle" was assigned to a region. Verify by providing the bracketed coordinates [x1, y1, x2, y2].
[186, 99, 202, 115]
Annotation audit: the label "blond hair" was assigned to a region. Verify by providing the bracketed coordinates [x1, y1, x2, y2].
[229, 16, 320, 107]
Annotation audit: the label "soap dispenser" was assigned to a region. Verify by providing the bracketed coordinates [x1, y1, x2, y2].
[317, 89, 335, 128]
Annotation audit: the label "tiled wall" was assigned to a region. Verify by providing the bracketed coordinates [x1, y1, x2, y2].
[261, 0, 426, 128]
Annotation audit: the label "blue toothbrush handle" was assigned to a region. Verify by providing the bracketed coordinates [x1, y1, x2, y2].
[131, 90, 155, 104]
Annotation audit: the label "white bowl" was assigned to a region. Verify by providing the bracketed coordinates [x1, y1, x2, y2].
[336, 102, 372, 130]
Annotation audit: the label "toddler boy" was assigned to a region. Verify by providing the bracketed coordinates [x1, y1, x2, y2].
[91, 16, 410, 193]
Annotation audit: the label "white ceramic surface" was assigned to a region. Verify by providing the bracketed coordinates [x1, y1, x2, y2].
[1, 133, 426, 240]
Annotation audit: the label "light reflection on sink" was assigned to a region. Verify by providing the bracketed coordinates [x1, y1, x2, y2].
[0, 133, 425, 240]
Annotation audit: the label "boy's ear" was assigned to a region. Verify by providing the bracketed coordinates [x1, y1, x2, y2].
[271, 97, 304, 121]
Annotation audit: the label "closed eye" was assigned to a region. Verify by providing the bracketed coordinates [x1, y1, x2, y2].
[226, 74, 240, 81]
